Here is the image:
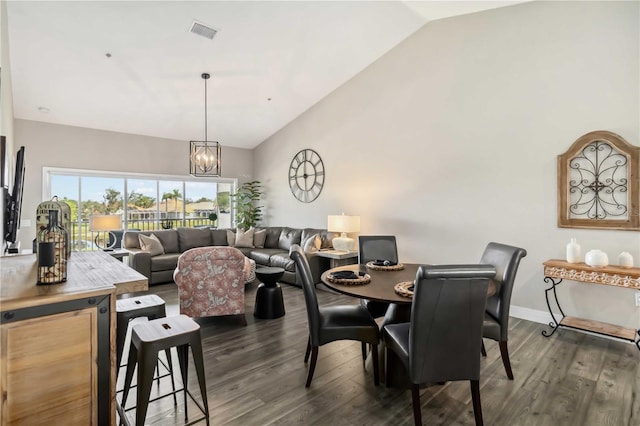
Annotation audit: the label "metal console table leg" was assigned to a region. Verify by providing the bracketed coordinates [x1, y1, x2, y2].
[542, 277, 564, 338]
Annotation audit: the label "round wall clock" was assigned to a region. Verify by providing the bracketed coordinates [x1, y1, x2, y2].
[288, 149, 325, 203]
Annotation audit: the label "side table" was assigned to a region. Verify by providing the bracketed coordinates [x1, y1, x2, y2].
[316, 249, 358, 268]
[107, 249, 130, 263]
[254, 267, 285, 319]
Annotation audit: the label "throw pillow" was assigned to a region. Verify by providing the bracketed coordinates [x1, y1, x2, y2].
[235, 228, 255, 248]
[138, 233, 164, 256]
[253, 228, 267, 248]
[302, 233, 321, 254]
[226, 229, 236, 246]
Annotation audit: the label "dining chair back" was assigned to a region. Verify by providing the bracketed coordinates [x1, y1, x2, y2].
[358, 235, 398, 319]
[383, 264, 496, 426]
[479, 242, 527, 379]
[290, 245, 380, 387]
[358, 235, 398, 264]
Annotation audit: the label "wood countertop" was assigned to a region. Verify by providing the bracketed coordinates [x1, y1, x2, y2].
[1, 251, 149, 311]
[543, 259, 640, 289]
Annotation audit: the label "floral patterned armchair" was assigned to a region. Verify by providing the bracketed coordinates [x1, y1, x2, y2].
[173, 246, 251, 323]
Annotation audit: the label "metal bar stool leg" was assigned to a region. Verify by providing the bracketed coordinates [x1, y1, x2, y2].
[136, 343, 160, 426]
[189, 333, 210, 425]
[121, 342, 138, 409]
[176, 344, 190, 423]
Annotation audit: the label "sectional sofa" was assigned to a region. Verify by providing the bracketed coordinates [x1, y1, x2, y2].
[122, 226, 337, 287]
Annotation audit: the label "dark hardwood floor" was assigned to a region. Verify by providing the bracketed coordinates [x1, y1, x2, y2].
[117, 281, 640, 426]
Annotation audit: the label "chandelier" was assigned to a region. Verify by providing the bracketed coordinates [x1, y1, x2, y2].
[190, 73, 221, 177]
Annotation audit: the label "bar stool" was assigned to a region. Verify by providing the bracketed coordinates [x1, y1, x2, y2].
[116, 294, 176, 394]
[116, 294, 168, 367]
[122, 314, 210, 426]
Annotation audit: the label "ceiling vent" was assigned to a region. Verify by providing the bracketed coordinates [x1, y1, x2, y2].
[190, 20, 217, 40]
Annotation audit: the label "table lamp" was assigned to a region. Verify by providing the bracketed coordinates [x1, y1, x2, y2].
[328, 213, 360, 252]
[89, 214, 122, 251]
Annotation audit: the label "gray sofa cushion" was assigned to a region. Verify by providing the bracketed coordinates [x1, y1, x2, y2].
[269, 253, 296, 272]
[150, 253, 181, 272]
[177, 227, 212, 251]
[152, 230, 180, 253]
[277, 227, 302, 250]
[302, 228, 337, 249]
[264, 227, 282, 248]
[234, 247, 254, 257]
[249, 248, 284, 265]
[211, 229, 229, 246]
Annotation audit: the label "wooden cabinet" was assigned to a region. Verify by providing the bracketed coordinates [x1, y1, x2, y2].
[1, 252, 148, 426]
[1, 302, 108, 424]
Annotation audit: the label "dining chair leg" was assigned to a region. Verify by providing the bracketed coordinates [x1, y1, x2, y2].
[411, 384, 422, 426]
[304, 336, 311, 363]
[480, 340, 487, 357]
[371, 343, 379, 386]
[305, 346, 319, 387]
[361, 342, 367, 360]
[470, 379, 483, 426]
[499, 341, 514, 380]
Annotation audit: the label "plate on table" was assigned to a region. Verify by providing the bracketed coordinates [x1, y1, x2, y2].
[326, 272, 371, 285]
[366, 261, 405, 271]
[394, 281, 414, 298]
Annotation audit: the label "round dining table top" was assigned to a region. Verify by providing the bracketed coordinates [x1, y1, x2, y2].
[320, 263, 421, 304]
[320, 263, 498, 304]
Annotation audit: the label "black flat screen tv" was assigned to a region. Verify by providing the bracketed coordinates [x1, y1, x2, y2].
[4, 145, 25, 251]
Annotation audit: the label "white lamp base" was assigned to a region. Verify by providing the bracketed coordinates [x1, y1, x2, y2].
[332, 233, 354, 252]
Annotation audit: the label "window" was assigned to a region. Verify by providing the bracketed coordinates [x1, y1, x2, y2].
[44, 168, 236, 250]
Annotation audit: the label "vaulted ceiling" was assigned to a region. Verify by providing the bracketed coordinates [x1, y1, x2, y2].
[6, 1, 524, 149]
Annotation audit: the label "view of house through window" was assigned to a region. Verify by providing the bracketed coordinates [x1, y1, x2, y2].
[44, 168, 235, 251]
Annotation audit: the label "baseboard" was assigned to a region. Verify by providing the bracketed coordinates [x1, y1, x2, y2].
[510, 305, 551, 324]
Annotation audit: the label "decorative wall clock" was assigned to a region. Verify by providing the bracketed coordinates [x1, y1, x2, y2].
[288, 149, 325, 203]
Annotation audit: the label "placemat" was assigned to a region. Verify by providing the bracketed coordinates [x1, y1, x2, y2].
[326, 273, 371, 286]
[366, 261, 405, 271]
[394, 281, 414, 298]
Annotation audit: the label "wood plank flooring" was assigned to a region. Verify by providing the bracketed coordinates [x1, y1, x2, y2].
[117, 281, 640, 426]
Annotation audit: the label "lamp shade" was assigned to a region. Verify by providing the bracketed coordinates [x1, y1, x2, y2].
[328, 214, 360, 252]
[89, 214, 122, 232]
[327, 214, 360, 233]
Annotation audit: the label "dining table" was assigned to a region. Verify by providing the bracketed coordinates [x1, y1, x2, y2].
[320, 262, 499, 387]
[321, 263, 419, 326]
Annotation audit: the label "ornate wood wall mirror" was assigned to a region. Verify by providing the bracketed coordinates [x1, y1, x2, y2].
[558, 130, 639, 230]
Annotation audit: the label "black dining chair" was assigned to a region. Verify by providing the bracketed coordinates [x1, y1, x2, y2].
[479, 242, 527, 380]
[383, 264, 496, 426]
[358, 235, 398, 319]
[290, 245, 380, 387]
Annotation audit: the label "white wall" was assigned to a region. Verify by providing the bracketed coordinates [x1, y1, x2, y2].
[14, 118, 254, 250]
[254, 1, 640, 328]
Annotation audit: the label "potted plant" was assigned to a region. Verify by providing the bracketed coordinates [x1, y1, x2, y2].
[231, 181, 263, 229]
[208, 212, 218, 228]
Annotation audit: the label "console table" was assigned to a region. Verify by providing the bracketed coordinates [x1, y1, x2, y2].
[542, 259, 640, 350]
[0, 251, 148, 425]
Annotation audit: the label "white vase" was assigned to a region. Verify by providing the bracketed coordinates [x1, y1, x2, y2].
[585, 249, 609, 268]
[566, 238, 581, 263]
[617, 252, 634, 268]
